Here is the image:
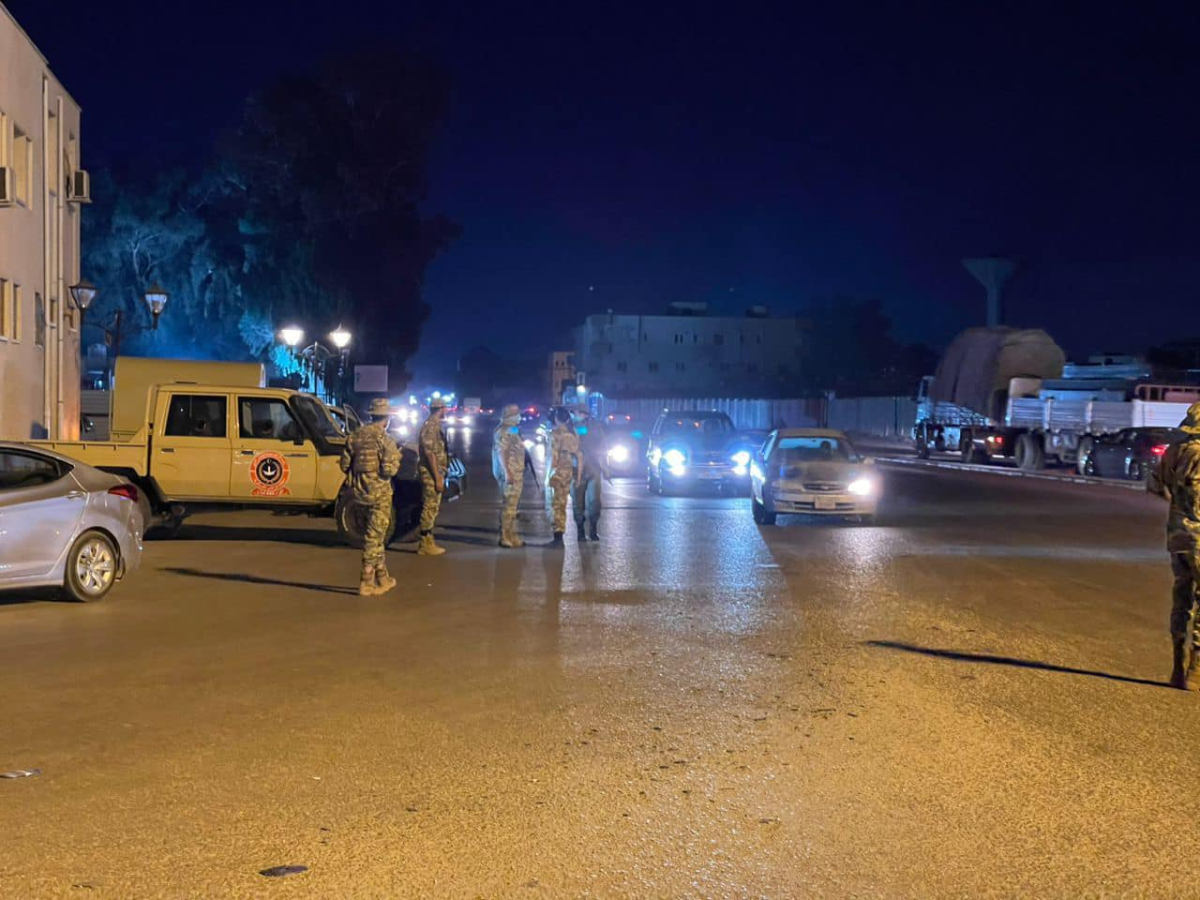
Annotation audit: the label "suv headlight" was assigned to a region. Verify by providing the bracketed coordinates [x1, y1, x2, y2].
[731, 450, 751, 467]
[663, 449, 686, 468]
[608, 444, 630, 463]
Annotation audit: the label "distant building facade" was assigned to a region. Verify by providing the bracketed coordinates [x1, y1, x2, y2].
[572, 303, 806, 398]
[0, 2, 86, 439]
[546, 350, 576, 403]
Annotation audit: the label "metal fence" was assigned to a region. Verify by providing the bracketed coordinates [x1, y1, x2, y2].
[825, 395, 916, 439]
[597, 397, 824, 430]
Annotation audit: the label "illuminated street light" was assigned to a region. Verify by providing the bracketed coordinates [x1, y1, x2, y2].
[280, 326, 305, 348]
[329, 325, 352, 350]
[70, 279, 98, 313]
[143, 283, 169, 330]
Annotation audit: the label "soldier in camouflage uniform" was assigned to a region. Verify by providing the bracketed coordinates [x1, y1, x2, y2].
[417, 397, 450, 556]
[1148, 401, 1200, 690]
[572, 407, 611, 542]
[339, 397, 401, 596]
[547, 406, 582, 548]
[493, 404, 535, 548]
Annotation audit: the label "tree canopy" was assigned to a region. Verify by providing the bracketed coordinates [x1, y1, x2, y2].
[83, 48, 459, 389]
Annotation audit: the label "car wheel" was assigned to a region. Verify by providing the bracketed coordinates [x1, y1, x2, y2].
[915, 437, 930, 459]
[752, 497, 776, 526]
[335, 493, 397, 549]
[63, 530, 119, 602]
[1076, 438, 1095, 476]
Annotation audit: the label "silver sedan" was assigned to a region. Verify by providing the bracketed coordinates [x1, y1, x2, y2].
[0, 442, 145, 601]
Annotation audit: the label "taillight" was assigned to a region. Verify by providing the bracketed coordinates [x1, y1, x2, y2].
[1151, 445, 1168, 458]
[108, 484, 139, 502]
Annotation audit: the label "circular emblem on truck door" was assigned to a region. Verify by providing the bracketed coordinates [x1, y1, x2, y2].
[250, 452, 291, 497]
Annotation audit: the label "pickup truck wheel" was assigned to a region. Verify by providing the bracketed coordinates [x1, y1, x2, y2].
[1015, 433, 1045, 471]
[915, 437, 930, 459]
[63, 530, 118, 602]
[961, 432, 976, 464]
[335, 494, 397, 549]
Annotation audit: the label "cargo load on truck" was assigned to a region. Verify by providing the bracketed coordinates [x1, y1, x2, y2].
[928, 327, 1066, 421]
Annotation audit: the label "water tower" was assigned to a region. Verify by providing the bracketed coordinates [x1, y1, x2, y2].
[962, 256, 1016, 327]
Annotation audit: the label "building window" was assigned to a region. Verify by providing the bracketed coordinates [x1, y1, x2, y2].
[648, 362, 659, 373]
[714, 334, 724, 346]
[674, 334, 683, 344]
[34, 292, 43, 347]
[675, 362, 686, 372]
[777, 364, 788, 375]
[0, 281, 11, 340]
[12, 125, 32, 208]
[692, 333, 698, 344]
[616, 361, 627, 372]
[747, 362, 759, 374]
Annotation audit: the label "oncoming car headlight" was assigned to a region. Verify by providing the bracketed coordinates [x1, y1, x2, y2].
[608, 444, 631, 464]
[523, 439, 534, 450]
[847, 477, 875, 496]
[731, 450, 751, 467]
[663, 449, 686, 468]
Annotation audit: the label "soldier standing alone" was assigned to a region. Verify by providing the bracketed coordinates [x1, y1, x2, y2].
[339, 398, 401, 596]
[417, 397, 449, 556]
[572, 407, 611, 542]
[1149, 401, 1200, 690]
[493, 404, 535, 548]
[547, 407, 582, 548]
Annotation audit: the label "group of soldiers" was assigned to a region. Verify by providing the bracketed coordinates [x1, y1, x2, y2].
[340, 397, 611, 597]
[340, 393, 1200, 694]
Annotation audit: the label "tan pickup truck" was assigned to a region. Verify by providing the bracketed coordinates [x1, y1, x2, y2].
[33, 358, 463, 544]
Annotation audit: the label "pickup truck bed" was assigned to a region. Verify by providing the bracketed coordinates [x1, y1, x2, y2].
[33, 440, 147, 476]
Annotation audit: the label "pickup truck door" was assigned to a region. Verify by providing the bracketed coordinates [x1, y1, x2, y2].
[230, 396, 318, 501]
[153, 392, 233, 499]
[0, 450, 86, 578]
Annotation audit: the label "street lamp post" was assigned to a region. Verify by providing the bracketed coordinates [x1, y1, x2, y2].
[329, 324, 352, 404]
[143, 284, 169, 330]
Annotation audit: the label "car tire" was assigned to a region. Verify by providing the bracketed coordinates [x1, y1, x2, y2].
[1075, 438, 1094, 476]
[63, 530, 119, 602]
[916, 437, 930, 459]
[752, 497, 776, 526]
[335, 492, 397, 549]
[960, 432, 975, 464]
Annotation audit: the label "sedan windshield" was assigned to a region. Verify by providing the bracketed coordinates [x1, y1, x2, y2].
[660, 415, 734, 436]
[774, 436, 859, 463]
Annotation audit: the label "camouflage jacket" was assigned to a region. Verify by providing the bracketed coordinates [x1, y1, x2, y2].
[549, 423, 581, 480]
[419, 416, 449, 472]
[492, 428, 525, 487]
[339, 421, 400, 506]
[576, 420, 608, 480]
[1149, 437, 1200, 552]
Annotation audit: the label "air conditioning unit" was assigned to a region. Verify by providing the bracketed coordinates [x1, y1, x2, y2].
[0, 167, 13, 207]
[68, 169, 91, 204]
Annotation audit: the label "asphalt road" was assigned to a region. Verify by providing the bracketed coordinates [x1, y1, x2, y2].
[1, 436, 1196, 899]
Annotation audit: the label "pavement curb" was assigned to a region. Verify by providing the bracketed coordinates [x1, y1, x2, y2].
[876, 455, 1147, 491]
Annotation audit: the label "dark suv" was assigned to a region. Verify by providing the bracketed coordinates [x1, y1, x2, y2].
[646, 410, 753, 494]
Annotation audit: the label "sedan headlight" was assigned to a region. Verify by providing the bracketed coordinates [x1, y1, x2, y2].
[731, 450, 751, 467]
[523, 439, 534, 450]
[847, 477, 875, 496]
[608, 444, 630, 464]
[663, 449, 686, 468]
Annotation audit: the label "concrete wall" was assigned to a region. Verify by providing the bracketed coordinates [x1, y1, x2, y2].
[574, 312, 805, 397]
[0, 3, 82, 440]
[826, 396, 916, 440]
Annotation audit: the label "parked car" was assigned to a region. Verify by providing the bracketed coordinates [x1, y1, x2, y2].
[1078, 427, 1184, 481]
[750, 428, 880, 525]
[0, 442, 145, 601]
[603, 418, 649, 477]
[646, 410, 755, 494]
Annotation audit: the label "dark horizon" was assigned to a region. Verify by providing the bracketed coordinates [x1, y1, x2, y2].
[10, 0, 1199, 379]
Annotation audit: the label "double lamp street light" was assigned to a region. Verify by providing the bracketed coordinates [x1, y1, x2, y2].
[280, 324, 353, 403]
[69, 278, 170, 362]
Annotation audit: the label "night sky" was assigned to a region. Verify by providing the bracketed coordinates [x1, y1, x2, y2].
[10, 1, 1199, 380]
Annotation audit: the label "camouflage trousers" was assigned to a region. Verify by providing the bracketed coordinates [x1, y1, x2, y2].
[360, 502, 391, 570]
[573, 473, 603, 525]
[548, 471, 573, 533]
[1171, 552, 1200, 648]
[499, 477, 523, 536]
[419, 467, 443, 533]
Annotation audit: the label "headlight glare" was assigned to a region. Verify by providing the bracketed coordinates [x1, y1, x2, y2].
[847, 477, 874, 496]
[608, 444, 630, 463]
[663, 449, 686, 468]
[732, 450, 751, 466]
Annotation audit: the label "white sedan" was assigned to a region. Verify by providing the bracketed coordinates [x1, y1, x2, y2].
[0, 443, 145, 601]
[750, 429, 881, 525]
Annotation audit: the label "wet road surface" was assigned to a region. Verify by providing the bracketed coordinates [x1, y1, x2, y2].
[1, 443, 1197, 898]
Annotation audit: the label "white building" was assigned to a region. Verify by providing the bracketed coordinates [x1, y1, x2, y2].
[573, 303, 806, 398]
[545, 350, 576, 403]
[0, 2, 87, 440]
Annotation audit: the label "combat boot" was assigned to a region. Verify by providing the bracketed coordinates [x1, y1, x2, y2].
[359, 565, 381, 597]
[1187, 644, 1200, 692]
[418, 532, 446, 556]
[588, 521, 600, 542]
[547, 531, 564, 548]
[576, 521, 587, 542]
[499, 527, 525, 549]
[1171, 639, 1190, 690]
[374, 563, 397, 594]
